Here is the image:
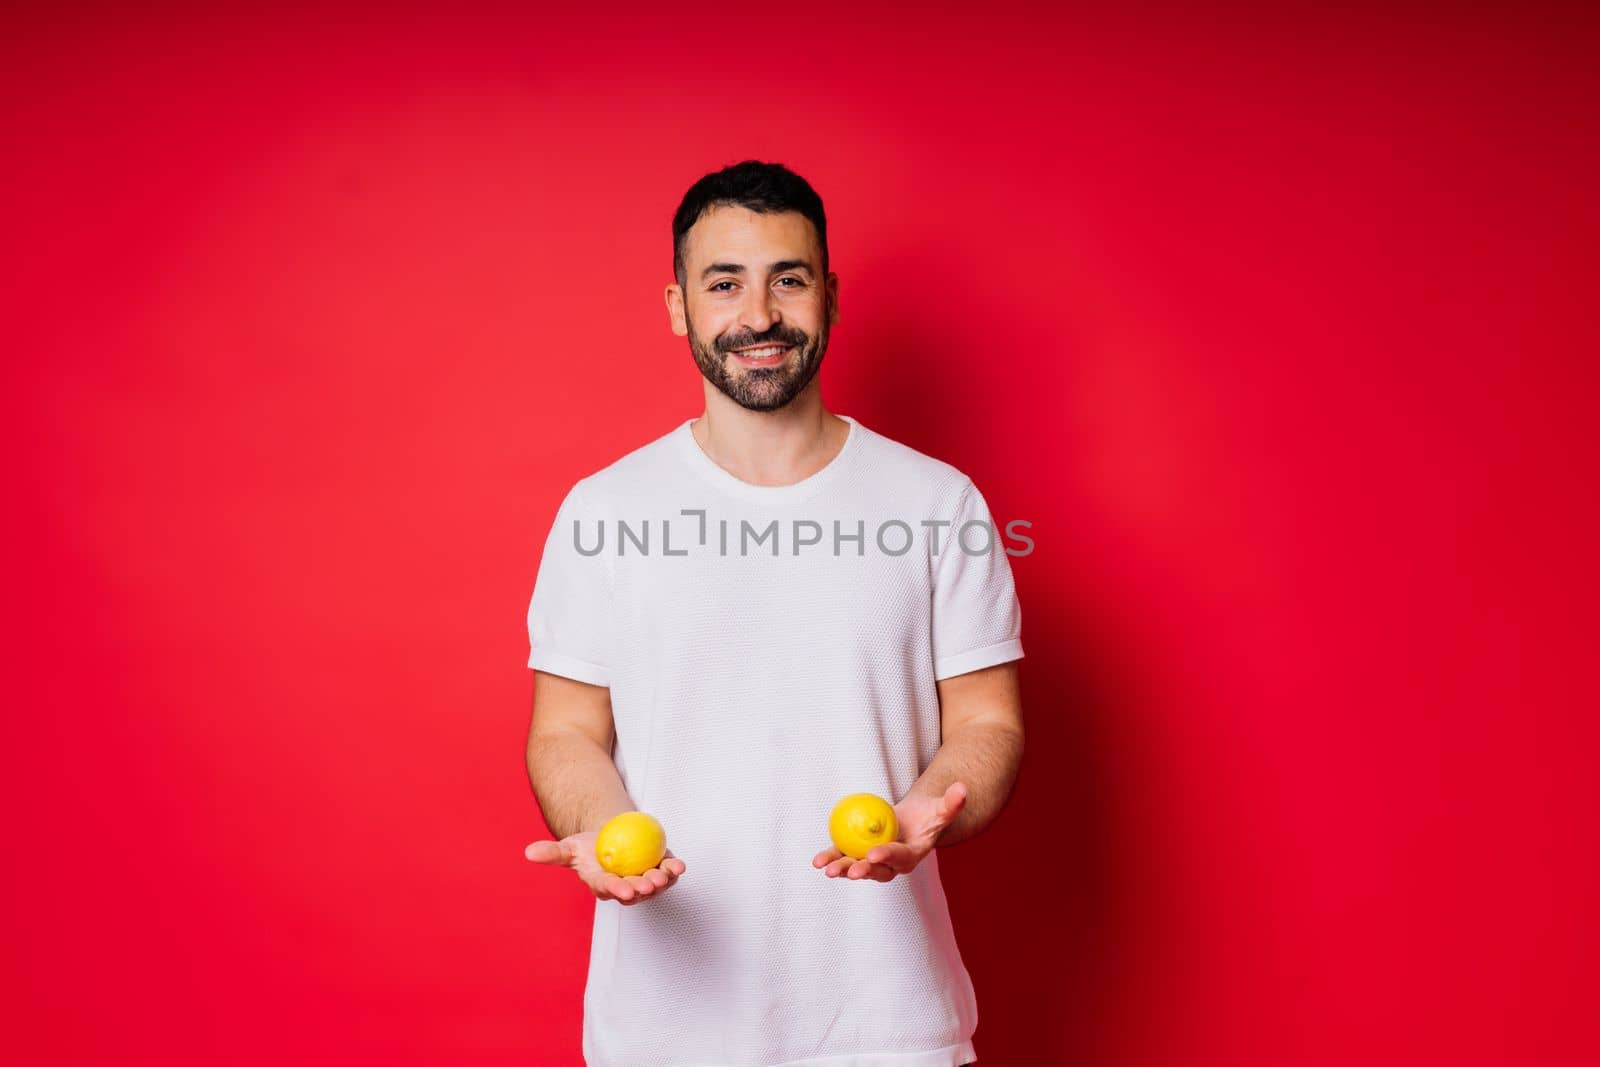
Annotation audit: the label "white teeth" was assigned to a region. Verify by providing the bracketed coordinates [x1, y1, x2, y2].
[735, 346, 786, 359]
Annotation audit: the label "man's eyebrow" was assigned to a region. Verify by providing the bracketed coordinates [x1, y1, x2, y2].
[700, 259, 817, 281]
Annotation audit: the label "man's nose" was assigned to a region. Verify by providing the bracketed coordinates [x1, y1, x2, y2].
[736, 286, 779, 334]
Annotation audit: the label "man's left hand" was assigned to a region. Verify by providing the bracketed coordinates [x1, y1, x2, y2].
[811, 782, 968, 882]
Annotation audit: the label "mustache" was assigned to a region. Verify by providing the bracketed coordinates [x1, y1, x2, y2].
[714, 325, 810, 354]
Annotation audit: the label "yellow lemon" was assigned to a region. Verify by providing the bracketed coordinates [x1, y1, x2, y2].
[595, 812, 667, 877]
[829, 793, 898, 860]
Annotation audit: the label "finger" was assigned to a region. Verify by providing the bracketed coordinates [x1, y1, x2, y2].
[940, 781, 969, 821]
[824, 856, 855, 878]
[625, 875, 656, 897]
[865, 843, 915, 871]
[641, 867, 670, 889]
[525, 840, 571, 865]
[844, 860, 897, 882]
[813, 847, 843, 869]
[662, 857, 686, 877]
[602, 874, 634, 902]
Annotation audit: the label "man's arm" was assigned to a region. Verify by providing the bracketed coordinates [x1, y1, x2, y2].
[524, 670, 685, 903]
[813, 660, 1023, 880]
[525, 670, 635, 838]
[905, 659, 1024, 847]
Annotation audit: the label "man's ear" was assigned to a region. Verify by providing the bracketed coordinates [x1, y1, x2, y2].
[665, 283, 688, 336]
[826, 272, 840, 326]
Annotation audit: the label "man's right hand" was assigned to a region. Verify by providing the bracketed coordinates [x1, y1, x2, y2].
[524, 831, 686, 905]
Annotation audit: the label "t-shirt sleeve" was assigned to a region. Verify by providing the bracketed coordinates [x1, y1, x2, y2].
[526, 480, 612, 687]
[930, 479, 1025, 681]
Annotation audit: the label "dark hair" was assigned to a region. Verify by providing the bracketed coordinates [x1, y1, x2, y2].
[671, 160, 828, 286]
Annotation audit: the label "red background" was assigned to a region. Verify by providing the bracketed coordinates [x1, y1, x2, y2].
[6, 4, 1597, 1064]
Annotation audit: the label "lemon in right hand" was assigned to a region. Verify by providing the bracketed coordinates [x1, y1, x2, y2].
[829, 793, 898, 860]
[595, 811, 667, 877]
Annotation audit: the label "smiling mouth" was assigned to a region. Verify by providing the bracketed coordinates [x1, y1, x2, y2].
[729, 344, 793, 366]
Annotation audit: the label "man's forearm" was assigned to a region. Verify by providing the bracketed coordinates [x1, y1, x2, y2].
[906, 722, 1024, 847]
[526, 732, 638, 840]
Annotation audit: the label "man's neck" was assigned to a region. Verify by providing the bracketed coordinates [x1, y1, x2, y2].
[691, 392, 849, 488]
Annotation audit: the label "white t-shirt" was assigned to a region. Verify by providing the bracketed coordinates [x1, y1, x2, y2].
[526, 413, 1024, 1067]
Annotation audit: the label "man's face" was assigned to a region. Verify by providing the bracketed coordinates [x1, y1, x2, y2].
[667, 204, 837, 412]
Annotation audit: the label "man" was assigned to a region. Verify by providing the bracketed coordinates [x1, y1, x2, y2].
[523, 160, 1023, 1067]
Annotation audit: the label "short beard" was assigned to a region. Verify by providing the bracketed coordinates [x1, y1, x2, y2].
[686, 312, 829, 413]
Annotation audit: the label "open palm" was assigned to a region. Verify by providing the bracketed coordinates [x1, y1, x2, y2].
[811, 782, 967, 882]
[526, 830, 686, 905]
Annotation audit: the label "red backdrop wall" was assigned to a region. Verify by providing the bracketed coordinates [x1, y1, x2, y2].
[6, 4, 1597, 1064]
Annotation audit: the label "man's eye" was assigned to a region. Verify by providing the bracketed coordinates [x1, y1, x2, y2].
[776, 277, 802, 288]
[711, 281, 736, 292]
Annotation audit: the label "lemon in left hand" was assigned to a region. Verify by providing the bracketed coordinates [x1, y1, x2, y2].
[829, 793, 898, 860]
